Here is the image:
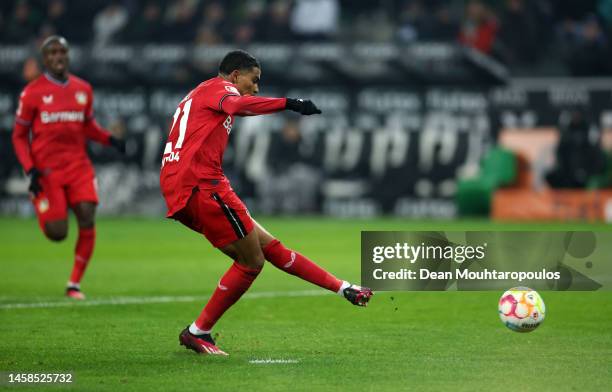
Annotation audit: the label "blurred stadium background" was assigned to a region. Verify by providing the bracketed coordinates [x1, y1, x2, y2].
[1, 0, 612, 221]
[2, 3, 612, 390]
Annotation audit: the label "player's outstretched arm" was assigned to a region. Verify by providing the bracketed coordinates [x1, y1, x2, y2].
[221, 95, 286, 116]
[221, 95, 322, 117]
[285, 98, 322, 115]
[12, 121, 34, 173]
[12, 122, 42, 196]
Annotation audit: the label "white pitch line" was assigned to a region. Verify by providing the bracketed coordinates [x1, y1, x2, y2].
[0, 290, 331, 310]
[248, 359, 300, 364]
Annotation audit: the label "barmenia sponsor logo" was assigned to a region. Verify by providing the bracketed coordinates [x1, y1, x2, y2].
[40, 111, 85, 123]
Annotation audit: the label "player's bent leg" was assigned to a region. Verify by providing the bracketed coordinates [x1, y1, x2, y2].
[73, 202, 96, 229]
[65, 202, 98, 300]
[183, 231, 264, 356]
[251, 219, 276, 248]
[254, 219, 374, 307]
[32, 172, 69, 241]
[44, 219, 68, 242]
[220, 229, 265, 270]
[255, 219, 341, 291]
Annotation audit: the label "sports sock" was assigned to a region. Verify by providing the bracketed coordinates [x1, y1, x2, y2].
[69, 227, 95, 285]
[263, 240, 343, 293]
[195, 262, 262, 331]
[189, 322, 210, 336]
[337, 281, 351, 296]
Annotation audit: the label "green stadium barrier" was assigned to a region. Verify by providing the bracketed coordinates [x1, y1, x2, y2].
[587, 152, 612, 189]
[456, 147, 517, 216]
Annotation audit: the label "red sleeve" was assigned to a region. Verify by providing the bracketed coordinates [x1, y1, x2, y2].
[200, 81, 240, 111]
[200, 80, 286, 116]
[12, 89, 36, 172]
[84, 87, 111, 145]
[15, 88, 36, 126]
[221, 95, 287, 116]
[84, 119, 111, 145]
[85, 85, 95, 119]
[12, 122, 34, 173]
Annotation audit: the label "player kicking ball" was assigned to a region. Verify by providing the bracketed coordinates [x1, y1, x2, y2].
[12, 36, 125, 300]
[160, 50, 373, 356]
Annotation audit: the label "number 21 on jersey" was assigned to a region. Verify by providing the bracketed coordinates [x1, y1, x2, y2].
[162, 98, 192, 167]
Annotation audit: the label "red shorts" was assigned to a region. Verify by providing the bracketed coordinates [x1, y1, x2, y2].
[31, 166, 98, 231]
[171, 179, 254, 248]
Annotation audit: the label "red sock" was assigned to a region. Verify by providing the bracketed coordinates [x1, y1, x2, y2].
[263, 240, 342, 292]
[195, 262, 262, 331]
[69, 227, 96, 284]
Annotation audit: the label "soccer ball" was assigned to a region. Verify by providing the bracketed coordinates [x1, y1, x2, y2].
[498, 287, 545, 332]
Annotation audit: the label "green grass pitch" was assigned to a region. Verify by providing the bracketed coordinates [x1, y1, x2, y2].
[1, 217, 611, 391]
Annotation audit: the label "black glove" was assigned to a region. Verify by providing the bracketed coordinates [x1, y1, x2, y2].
[285, 98, 322, 115]
[109, 136, 126, 154]
[27, 168, 42, 197]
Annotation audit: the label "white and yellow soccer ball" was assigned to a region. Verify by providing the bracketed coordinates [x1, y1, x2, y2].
[498, 287, 546, 332]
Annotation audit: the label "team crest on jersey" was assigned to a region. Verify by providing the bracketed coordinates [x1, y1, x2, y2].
[37, 198, 49, 213]
[224, 85, 240, 95]
[42, 94, 53, 104]
[75, 91, 87, 105]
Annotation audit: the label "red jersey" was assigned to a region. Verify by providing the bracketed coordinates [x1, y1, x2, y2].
[12, 73, 111, 174]
[160, 76, 286, 217]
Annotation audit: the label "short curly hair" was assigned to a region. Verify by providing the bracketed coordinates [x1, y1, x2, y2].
[219, 50, 260, 75]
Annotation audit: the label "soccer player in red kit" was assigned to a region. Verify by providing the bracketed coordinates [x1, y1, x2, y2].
[12, 36, 125, 300]
[160, 50, 373, 356]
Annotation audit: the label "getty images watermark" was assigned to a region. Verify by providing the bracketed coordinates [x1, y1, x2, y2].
[361, 231, 609, 291]
[371, 241, 560, 281]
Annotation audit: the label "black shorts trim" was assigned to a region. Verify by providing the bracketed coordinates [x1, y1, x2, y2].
[212, 192, 247, 239]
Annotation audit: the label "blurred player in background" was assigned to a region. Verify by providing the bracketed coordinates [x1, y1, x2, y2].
[160, 50, 373, 356]
[12, 36, 125, 300]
